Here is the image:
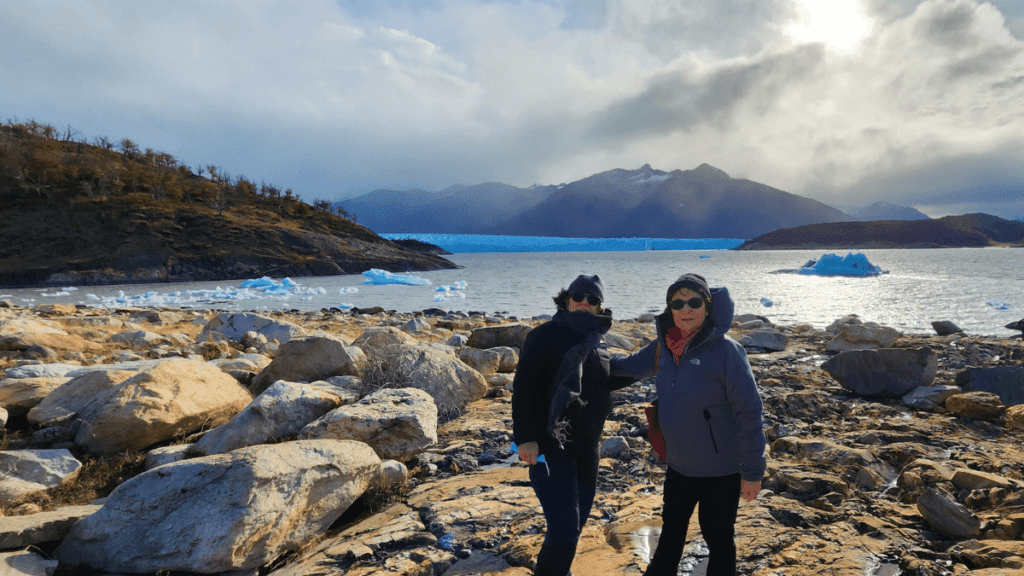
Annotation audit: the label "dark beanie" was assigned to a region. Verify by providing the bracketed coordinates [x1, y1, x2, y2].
[567, 274, 604, 302]
[666, 273, 711, 304]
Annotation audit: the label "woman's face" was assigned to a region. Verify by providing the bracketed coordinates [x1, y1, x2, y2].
[670, 287, 707, 332]
[567, 292, 601, 314]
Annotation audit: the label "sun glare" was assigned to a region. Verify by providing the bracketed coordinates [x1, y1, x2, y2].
[786, 0, 871, 50]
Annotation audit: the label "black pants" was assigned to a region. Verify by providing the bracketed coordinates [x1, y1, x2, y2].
[528, 448, 599, 576]
[644, 469, 742, 576]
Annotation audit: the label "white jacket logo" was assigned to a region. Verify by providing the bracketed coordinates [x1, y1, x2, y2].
[690, 358, 700, 365]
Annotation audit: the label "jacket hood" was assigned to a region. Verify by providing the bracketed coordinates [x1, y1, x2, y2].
[656, 286, 735, 350]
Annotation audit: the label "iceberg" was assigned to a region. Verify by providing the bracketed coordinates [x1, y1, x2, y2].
[796, 252, 885, 277]
[361, 268, 431, 286]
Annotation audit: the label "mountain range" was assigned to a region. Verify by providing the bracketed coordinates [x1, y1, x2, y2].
[337, 165, 932, 239]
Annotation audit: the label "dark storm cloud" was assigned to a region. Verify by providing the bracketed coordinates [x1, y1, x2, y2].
[585, 43, 826, 142]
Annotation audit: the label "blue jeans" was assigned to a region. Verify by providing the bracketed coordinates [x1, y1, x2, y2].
[528, 448, 599, 576]
[644, 469, 741, 576]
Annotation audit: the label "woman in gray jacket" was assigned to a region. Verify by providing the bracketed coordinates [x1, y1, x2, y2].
[612, 273, 766, 576]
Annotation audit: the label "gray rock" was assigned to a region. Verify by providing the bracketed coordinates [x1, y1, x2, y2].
[250, 335, 366, 396]
[23, 345, 57, 360]
[0, 449, 82, 503]
[931, 320, 963, 336]
[825, 322, 900, 352]
[199, 312, 305, 345]
[955, 366, 1024, 406]
[902, 385, 961, 410]
[0, 504, 101, 549]
[109, 330, 166, 348]
[27, 369, 137, 427]
[821, 347, 937, 398]
[300, 388, 438, 462]
[145, 444, 192, 470]
[54, 440, 382, 574]
[458, 347, 502, 376]
[601, 436, 630, 458]
[604, 332, 639, 351]
[73, 359, 253, 455]
[446, 334, 468, 347]
[192, 380, 349, 456]
[738, 330, 790, 352]
[466, 324, 533, 350]
[402, 317, 431, 333]
[917, 488, 981, 540]
[0, 550, 59, 576]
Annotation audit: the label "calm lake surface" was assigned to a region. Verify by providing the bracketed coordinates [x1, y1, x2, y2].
[3, 248, 1022, 336]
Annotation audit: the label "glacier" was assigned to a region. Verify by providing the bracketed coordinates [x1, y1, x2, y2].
[381, 233, 744, 253]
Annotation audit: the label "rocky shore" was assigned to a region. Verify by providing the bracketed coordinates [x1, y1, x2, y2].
[1, 301, 1024, 576]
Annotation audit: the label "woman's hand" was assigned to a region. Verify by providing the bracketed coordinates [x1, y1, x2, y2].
[518, 441, 539, 465]
[741, 479, 761, 502]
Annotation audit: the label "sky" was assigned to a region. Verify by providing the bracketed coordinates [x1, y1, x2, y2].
[3, 0, 1024, 219]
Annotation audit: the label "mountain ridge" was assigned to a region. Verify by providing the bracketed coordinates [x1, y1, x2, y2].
[338, 163, 858, 239]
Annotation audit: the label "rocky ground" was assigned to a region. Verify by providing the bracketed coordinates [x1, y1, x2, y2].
[1, 301, 1024, 576]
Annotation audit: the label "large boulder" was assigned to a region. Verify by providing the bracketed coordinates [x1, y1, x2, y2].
[955, 367, 1024, 407]
[821, 348, 937, 398]
[0, 317, 100, 353]
[198, 312, 305, 344]
[0, 504, 101, 549]
[300, 387, 438, 462]
[27, 370, 137, 427]
[917, 488, 982, 540]
[73, 359, 253, 455]
[352, 326, 417, 349]
[466, 324, 533, 350]
[0, 377, 70, 417]
[0, 449, 82, 503]
[250, 335, 366, 395]
[54, 440, 382, 574]
[945, 391, 1006, 420]
[458, 347, 502, 376]
[395, 343, 487, 417]
[191, 380, 353, 456]
[825, 322, 900, 352]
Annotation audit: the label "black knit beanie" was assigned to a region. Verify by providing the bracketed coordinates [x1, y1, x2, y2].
[666, 273, 711, 304]
[567, 274, 604, 302]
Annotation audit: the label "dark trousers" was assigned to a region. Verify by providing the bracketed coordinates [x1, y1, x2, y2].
[528, 448, 599, 576]
[644, 469, 742, 576]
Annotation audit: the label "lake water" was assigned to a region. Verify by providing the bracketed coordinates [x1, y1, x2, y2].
[2, 248, 1022, 336]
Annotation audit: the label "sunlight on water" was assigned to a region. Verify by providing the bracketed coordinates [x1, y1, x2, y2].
[3, 248, 1021, 336]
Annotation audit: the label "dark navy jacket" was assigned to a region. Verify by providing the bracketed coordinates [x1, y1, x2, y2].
[612, 287, 767, 482]
[512, 309, 633, 459]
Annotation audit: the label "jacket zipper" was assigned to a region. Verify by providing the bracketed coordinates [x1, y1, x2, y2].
[703, 409, 719, 453]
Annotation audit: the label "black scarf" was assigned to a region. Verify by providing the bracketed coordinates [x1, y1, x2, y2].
[546, 309, 613, 446]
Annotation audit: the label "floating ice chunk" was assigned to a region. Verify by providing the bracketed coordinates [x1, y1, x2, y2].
[361, 268, 431, 286]
[435, 286, 450, 292]
[41, 291, 71, 297]
[699, 255, 711, 259]
[986, 300, 1011, 310]
[760, 297, 774, 307]
[797, 252, 884, 277]
[240, 277, 277, 288]
[339, 287, 358, 294]
[434, 294, 448, 302]
[282, 278, 297, 288]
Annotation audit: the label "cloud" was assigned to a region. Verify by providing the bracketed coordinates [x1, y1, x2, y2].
[1, 0, 1023, 219]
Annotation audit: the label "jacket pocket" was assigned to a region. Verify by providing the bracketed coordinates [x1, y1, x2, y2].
[702, 408, 719, 453]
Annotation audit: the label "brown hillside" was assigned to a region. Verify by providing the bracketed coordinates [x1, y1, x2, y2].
[0, 120, 456, 286]
[735, 214, 1024, 250]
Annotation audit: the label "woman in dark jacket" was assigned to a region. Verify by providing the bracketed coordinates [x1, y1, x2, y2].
[512, 274, 633, 576]
[612, 273, 766, 576]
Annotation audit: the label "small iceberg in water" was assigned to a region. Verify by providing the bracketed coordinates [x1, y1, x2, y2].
[795, 252, 885, 277]
[361, 268, 431, 286]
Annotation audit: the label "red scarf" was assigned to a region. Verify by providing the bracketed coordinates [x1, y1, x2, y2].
[666, 326, 698, 362]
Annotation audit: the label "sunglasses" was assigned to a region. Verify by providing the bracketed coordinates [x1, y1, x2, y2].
[570, 293, 602, 306]
[669, 296, 705, 311]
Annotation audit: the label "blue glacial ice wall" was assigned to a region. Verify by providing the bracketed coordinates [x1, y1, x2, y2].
[381, 233, 744, 253]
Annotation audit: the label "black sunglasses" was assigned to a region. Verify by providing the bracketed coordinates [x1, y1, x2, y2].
[669, 296, 705, 310]
[570, 293, 602, 306]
